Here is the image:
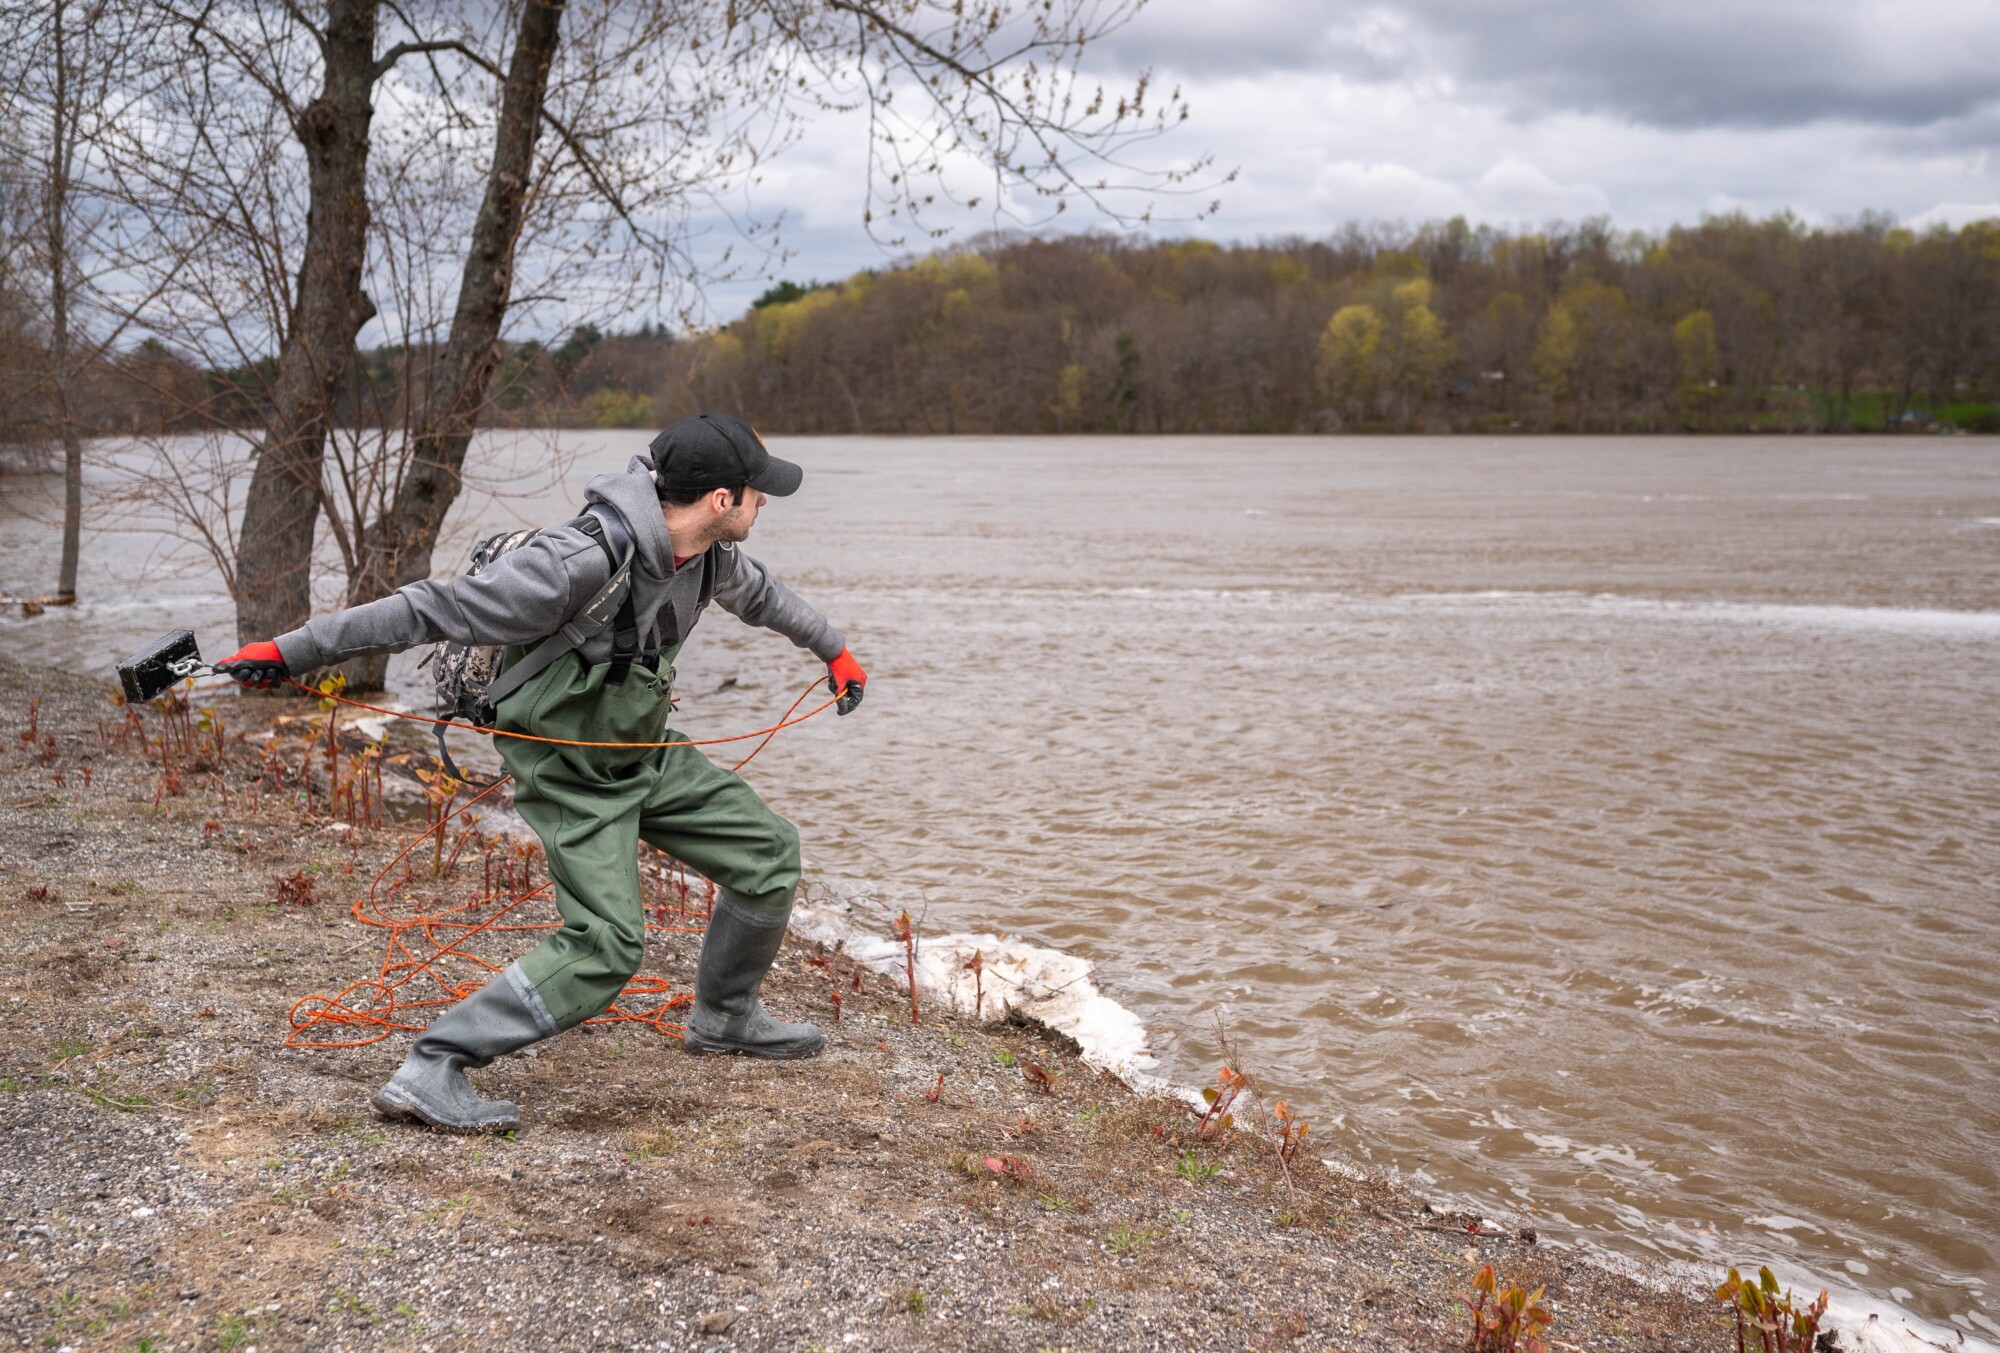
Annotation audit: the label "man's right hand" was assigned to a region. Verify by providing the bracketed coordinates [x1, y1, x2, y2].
[213, 641, 289, 689]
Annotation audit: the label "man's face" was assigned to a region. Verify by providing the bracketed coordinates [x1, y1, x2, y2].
[713, 486, 766, 542]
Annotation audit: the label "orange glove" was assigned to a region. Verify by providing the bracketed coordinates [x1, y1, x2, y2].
[827, 647, 866, 716]
[213, 640, 288, 689]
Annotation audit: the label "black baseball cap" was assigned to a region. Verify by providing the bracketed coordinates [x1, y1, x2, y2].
[647, 412, 802, 498]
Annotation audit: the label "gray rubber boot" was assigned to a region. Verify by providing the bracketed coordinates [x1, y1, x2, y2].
[682, 893, 823, 1059]
[370, 963, 559, 1132]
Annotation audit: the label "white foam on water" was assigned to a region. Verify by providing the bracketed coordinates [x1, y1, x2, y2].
[1818, 1279, 1991, 1353]
[1400, 590, 2000, 639]
[1605, 597, 2000, 638]
[345, 712, 397, 743]
[0, 593, 236, 618]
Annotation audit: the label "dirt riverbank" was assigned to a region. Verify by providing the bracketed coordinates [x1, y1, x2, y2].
[0, 656, 1726, 1352]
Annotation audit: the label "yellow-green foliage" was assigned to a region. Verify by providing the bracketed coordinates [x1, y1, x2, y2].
[1317, 284, 1451, 422]
[1371, 249, 1424, 280]
[912, 251, 998, 290]
[1053, 363, 1091, 425]
[754, 286, 846, 360]
[1385, 278, 1452, 406]
[1319, 303, 1383, 414]
[578, 389, 655, 429]
[1267, 254, 1309, 290]
[700, 330, 746, 377]
[1673, 309, 1721, 424]
[1533, 305, 1577, 403]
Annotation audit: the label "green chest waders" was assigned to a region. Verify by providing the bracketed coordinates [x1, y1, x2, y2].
[494, 648, 805, 1034]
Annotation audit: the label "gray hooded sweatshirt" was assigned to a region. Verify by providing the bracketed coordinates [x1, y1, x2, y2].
[272, 457, 844, 676]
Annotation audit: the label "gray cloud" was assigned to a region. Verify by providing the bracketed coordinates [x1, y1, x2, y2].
[1421, 0, 1998, 129]
[1107, 0, 2000, 130]
[1863, 102, 2000, 156]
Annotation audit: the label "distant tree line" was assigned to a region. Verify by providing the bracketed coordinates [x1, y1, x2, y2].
[9, 214, 1998, 453]
[654, 216, 1999, 435]
[311, 213, 1997, 436]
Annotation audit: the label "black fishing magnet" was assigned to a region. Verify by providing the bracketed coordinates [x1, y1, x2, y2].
[116, 629, 205, 704]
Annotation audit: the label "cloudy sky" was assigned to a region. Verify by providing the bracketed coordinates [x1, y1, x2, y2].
[686, 0, 1999, 318]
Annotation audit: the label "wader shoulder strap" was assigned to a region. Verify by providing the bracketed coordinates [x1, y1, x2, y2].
[477, 505, 637, 715]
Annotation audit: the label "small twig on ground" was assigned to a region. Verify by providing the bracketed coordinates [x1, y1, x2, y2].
[892, 909, 920, 1025]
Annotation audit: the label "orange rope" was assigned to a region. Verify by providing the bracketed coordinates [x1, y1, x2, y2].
[284, 673, 836, 1049]
[281, 674, 843, 750]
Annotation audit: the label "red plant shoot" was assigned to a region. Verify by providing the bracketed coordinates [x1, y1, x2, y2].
[273, 869, 317, 907]
[1459, 1264, 1553, 1353]
[982, 1155, 1035, 1184]
[1714, 1266, 1828, 1353]
[1197, 1064, 1245, 1141]
[1271, 1098, 1311, 1198]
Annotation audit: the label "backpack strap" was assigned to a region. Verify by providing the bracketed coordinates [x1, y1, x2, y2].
[607, 592, 640, 685]
[477, 503, 639, 715]
[586, 507, 642, 685]
[433, 725, 495, 789]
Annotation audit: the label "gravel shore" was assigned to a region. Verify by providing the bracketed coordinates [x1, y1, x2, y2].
[0, 656, 1725, 1352]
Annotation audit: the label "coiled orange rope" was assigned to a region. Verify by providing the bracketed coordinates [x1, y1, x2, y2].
[283, 675, 837, 1049]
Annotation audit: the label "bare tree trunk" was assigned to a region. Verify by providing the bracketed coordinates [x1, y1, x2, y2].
[235, 0, 381, 649]
[54, 419, 81, 600]
[340, 0, 565, 691]
[831, 367, 866, 433]
[46, 5, 80, 606]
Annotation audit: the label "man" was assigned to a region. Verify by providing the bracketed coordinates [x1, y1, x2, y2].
[213, 413, 867, 1133]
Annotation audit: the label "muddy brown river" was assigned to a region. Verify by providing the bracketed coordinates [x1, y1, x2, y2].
[4, 434, 1997, 1336]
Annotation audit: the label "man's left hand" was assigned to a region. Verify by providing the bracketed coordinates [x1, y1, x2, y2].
[827, 647, 867, 716]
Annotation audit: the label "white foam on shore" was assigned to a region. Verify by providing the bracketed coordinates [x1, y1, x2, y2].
[1808, 1273, 1991, 1353]
[789, 895, 1164, 1089]
[1571, 1253, 1986, 1353]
